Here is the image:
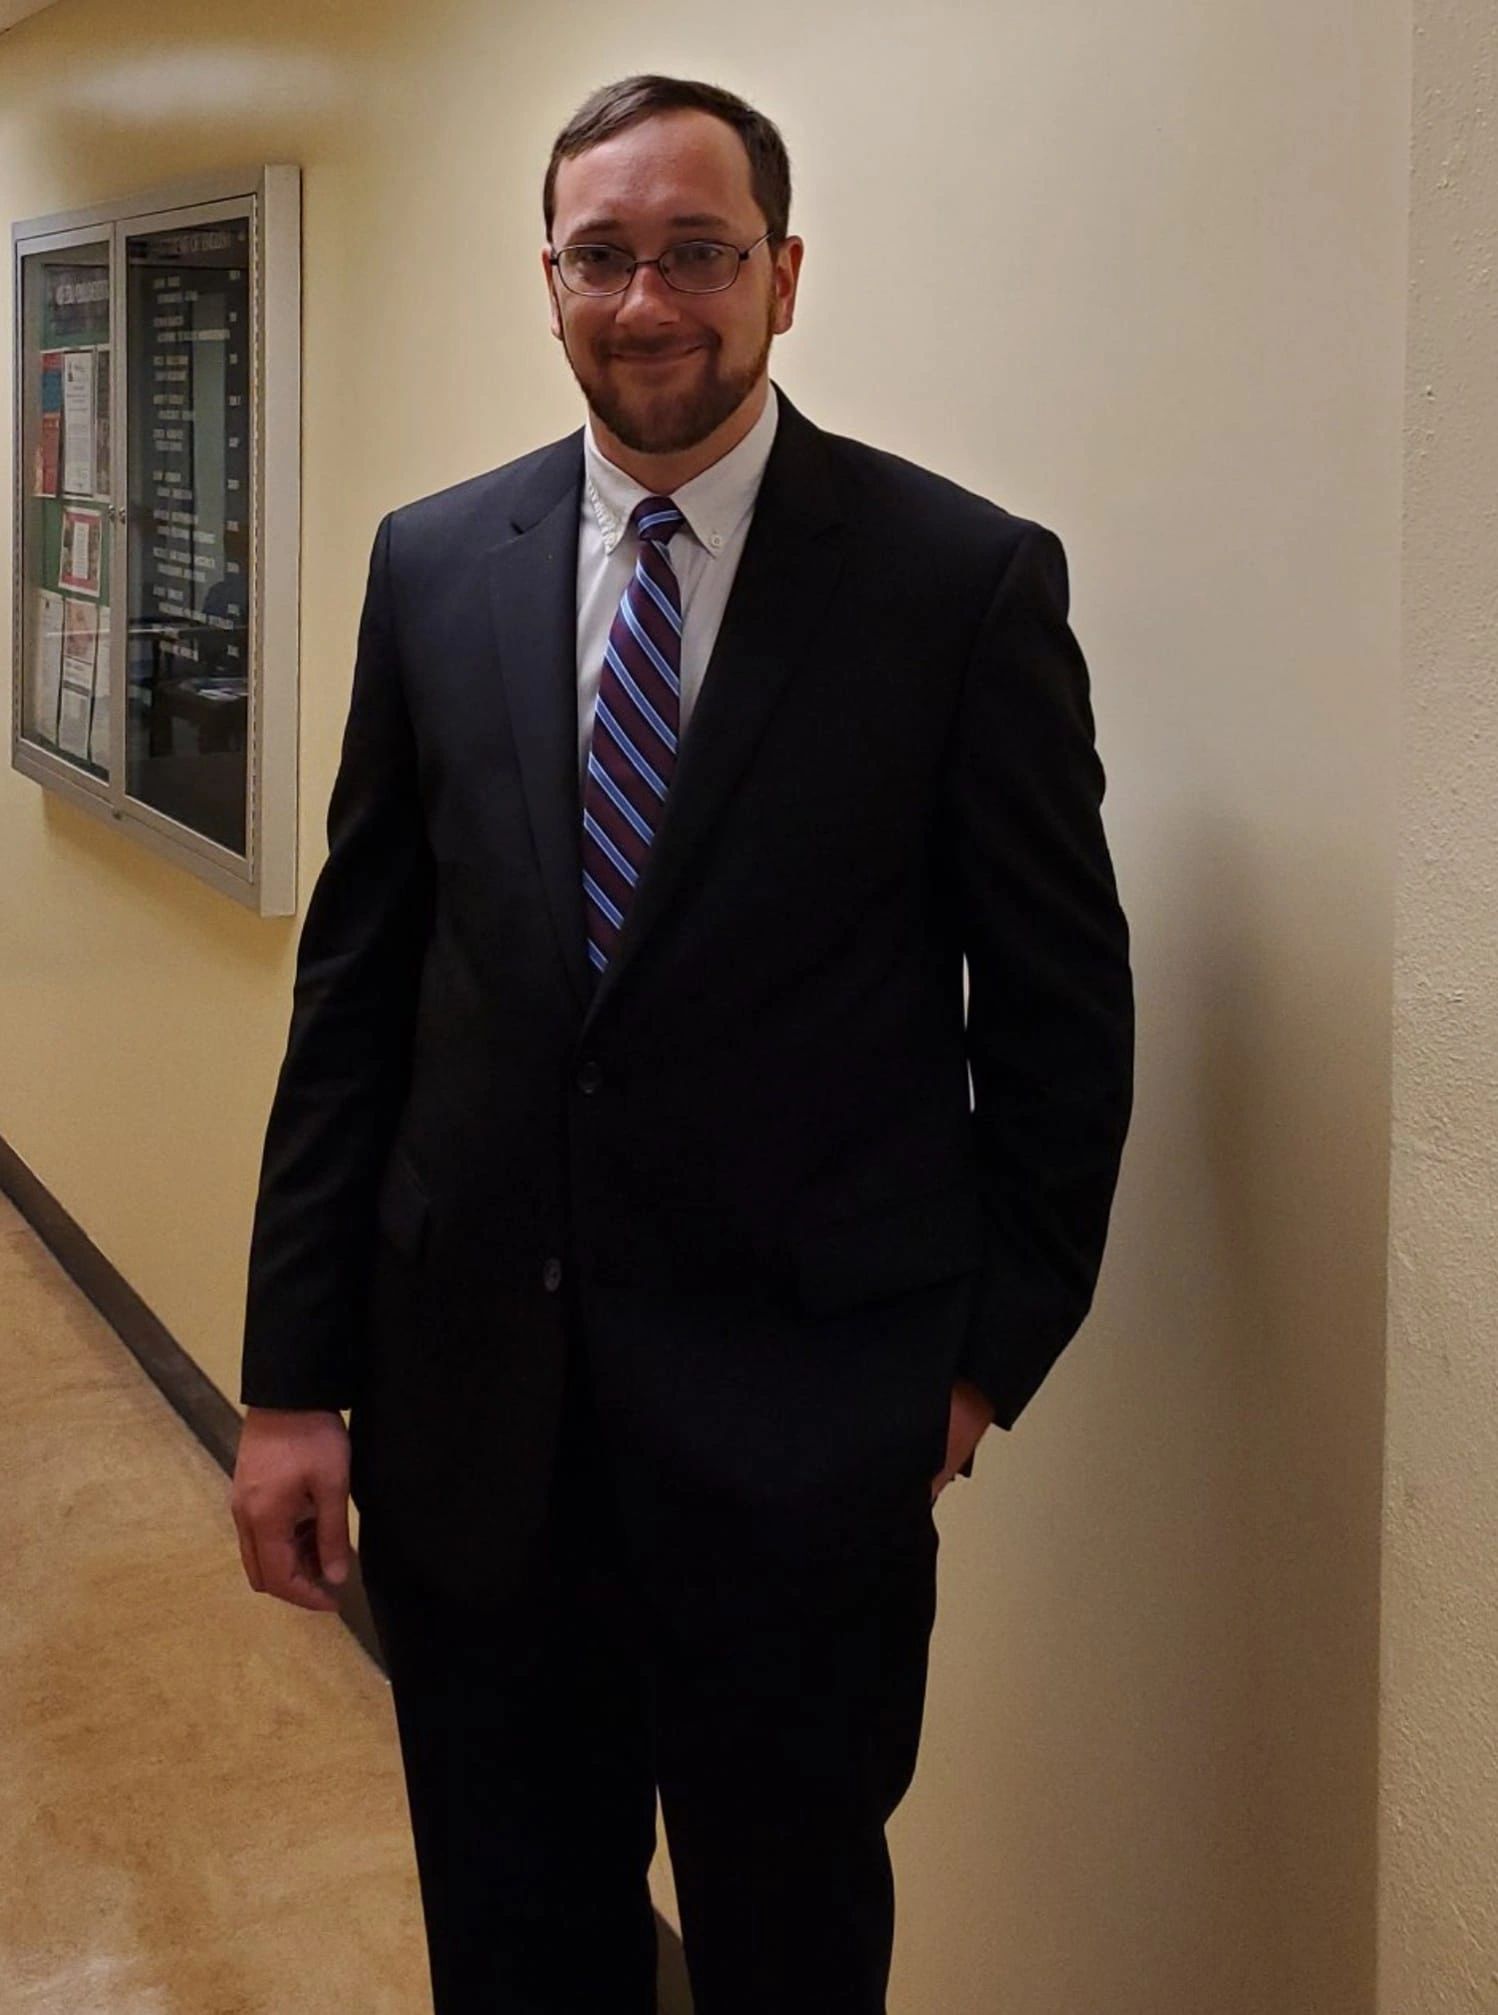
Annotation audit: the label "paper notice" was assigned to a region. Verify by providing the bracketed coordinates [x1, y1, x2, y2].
[35, 352, 62, 496]
[58, 506, 103, 596]
[62, 596, 98, 686]
[57, 681, 92, 759]
[62, 350, 98, 496]
[31, 590, 65, 743]
[88, 607, 111, 770]
[94, 346, 111, 494]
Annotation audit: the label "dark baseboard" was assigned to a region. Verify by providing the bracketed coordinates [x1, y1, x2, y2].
[0, 1129, 693, 2014]
[0, 1133, 388, 1671]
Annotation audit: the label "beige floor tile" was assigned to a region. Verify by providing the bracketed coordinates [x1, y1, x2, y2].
[0, 1205, 431, 2014]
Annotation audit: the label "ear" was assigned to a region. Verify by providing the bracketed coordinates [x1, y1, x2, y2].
[542, 247, 563, 341]
[771, 236, 804, 337]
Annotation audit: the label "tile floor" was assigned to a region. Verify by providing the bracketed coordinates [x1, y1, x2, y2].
[0, 1192, 432, 2012]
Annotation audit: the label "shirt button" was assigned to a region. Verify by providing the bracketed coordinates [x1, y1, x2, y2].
[575, 1059, 604, 1094]
[542, 1257, 563, 1293]
[710, 533, 723, 549]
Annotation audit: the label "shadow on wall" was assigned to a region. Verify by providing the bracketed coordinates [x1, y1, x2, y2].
[1185, 805, 1386, 2012]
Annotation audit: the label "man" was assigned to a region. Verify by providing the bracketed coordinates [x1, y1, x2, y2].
[231, 73, 1133, 2015]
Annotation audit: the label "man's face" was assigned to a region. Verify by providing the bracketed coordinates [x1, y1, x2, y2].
[545, 109, 802, 455]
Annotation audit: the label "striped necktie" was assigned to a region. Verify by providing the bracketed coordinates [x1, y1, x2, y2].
[581, 494, 687, 982]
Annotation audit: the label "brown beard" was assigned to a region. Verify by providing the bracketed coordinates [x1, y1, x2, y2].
[563, 300, 775, 455]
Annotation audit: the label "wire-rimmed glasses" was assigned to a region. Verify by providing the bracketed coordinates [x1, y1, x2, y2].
[549, 229, 773, 296]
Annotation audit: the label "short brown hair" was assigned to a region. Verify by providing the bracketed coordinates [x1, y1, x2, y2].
[543, 75, 792, 247]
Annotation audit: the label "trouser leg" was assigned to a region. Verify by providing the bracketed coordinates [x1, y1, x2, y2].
[358, 1349, 660, 2015]
[654, 1494, 941, 2015]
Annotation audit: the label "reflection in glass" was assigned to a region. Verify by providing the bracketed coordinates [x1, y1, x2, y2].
[125, 219, 252, 856]
[17, 242, 113, 776]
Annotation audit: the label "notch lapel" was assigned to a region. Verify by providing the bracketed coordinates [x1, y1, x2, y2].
[482, 388, 847, 1033]
[485, 432, 591, 1010]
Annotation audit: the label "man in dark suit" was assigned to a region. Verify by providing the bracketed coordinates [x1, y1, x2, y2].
[231, 72, 1133, 2015]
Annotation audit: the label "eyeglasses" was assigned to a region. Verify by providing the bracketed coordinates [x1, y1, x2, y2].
[549, 228, 773, 296]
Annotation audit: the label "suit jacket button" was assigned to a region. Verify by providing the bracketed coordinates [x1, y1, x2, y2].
[542, 1256, 563, 1293]
[576, 1059, 604, 1094]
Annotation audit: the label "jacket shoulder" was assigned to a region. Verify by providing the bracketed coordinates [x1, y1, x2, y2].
[383, 430, 578, 544]
[813, 421, 1059, 585]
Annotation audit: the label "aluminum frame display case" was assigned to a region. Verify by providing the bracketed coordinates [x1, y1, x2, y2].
[12, 164, 300, 914]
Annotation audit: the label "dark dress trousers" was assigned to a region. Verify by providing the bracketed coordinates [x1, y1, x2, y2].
[239, 381, 1134, 2013]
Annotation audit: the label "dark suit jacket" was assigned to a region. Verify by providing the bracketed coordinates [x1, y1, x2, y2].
[239, 381, 1133, 1611]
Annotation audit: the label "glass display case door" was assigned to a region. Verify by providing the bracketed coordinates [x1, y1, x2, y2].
[15, 228, 117, 786]
[119, 199, 254, 860]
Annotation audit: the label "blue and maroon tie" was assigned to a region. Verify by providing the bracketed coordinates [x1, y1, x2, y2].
[581, 494, 687, 981]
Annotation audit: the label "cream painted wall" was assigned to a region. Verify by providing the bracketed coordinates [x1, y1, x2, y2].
[1380, 3, 1498, 2008]
[0, 1, 1413, 2008]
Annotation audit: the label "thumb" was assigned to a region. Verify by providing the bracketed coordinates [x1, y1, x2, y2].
[314, 1487, 350, 1587]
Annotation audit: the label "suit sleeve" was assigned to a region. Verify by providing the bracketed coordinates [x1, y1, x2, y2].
[945, 521, 1134, 1433]
[239, 511, 435, 1409]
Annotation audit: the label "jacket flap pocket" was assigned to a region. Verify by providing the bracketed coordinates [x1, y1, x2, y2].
[792, 1186, 985, 1314]
[376, 1151, 431, 1262]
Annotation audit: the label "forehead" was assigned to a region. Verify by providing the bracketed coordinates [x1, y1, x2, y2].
[552, 110, 760, 239]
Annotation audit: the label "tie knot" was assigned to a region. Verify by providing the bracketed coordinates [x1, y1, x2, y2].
[631, 495, 686, 548]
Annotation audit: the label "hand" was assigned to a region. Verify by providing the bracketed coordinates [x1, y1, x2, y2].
[230, 1407, 352, 1612]
[931, 1377, 996, 1502]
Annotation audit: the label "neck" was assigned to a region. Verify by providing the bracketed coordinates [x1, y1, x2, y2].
[590, 375, 769, 493]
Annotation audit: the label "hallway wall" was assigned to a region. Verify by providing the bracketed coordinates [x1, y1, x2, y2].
[1380, 2, 1498, 2005]
[0, 3, 1410, 2008]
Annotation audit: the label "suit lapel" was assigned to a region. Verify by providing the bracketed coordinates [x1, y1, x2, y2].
[485, 433, 591, 1009]
[484, 384, 848, 1032]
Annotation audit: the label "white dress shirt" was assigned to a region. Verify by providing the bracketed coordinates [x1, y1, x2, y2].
[575, 380, 780, 789]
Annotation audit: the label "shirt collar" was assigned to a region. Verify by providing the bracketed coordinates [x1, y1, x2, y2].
[583, 380, 780, 559]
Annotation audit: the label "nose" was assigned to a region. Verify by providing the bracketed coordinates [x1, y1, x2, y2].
[612, 257, 687, 327]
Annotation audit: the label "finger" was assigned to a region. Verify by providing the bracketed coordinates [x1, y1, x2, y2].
[259, 1531, 342, 1612]
[236, 1520, 264, 1592]
[314, 1491, 350, 1591]
[230, 1498, 265, 1592]
[292, 1517, 344, 1609]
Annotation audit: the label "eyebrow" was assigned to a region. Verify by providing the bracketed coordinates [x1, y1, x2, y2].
[565, 212, 737, 239]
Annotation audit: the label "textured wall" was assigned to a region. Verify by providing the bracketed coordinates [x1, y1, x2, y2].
[0, 1, 1412, 2007]
[1380, 3, 1498, 2007]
